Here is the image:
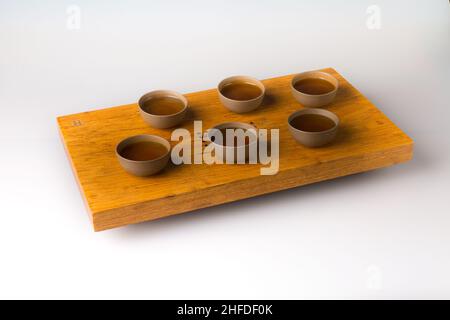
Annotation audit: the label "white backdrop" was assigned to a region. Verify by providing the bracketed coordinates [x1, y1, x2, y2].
[0, 0, 449, 299]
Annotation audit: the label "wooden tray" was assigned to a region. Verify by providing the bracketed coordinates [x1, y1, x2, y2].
[58, 68, 413, 231]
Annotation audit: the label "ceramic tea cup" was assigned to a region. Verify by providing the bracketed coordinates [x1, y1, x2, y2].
[217, 76, 265, 113]
[116, 134, 171, 176]
[288, 108, 339, 147]
[206, 122, 258, 163]
[138, 90, 188, 129]
[291, 71, 338, 108]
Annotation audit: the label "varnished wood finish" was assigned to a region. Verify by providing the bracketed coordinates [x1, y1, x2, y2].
[57, 68, 413, 231]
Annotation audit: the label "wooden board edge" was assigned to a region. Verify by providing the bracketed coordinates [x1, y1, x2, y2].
[91, 141, 413, 232]
[57, 119, 94, 225]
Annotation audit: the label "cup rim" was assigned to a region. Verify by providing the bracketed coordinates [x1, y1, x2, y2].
[207, 122, 258, 149]
[290, 71, 339, 97]
[288, 108, 340, 135]
[138, 90, 188, 118]
[116, 134, 171, 163]
[217, 75, 266, 103]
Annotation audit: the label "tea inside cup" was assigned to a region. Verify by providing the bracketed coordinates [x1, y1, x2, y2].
[290, 71, 338, 108]
[217, 76, 265, 113]
[288, 109, 339, 147]
[116, 134, 171, 176]
[138, 90, 188, 129]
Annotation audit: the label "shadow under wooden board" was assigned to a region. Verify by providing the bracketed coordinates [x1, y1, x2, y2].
[57, 68, 413, 231]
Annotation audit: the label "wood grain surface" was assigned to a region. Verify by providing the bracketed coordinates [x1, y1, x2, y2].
[57, 68, 413, 231]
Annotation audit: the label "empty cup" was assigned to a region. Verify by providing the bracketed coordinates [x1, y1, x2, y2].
[206, 122, 258, 163]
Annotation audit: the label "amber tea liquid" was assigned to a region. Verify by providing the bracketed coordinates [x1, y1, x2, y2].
[221, 82, 262, 101]
[290, 114, 336, 132]
[120, 141, 168, 161]
[143, 96, 185, 115]
[293, 78, 335, 95]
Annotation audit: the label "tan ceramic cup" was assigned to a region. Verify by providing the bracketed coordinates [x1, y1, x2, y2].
[217, 76, 265, 113]
[288, 109, 339, 147]
[291, 71, 339, 108]
[116, 134, 171, 176]
[138, 90, 188, 129]
[207, 122, 258, 163]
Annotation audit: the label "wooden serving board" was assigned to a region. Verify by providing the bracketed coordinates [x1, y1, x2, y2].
[58, 68, 413, 231]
